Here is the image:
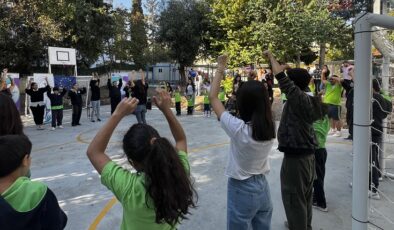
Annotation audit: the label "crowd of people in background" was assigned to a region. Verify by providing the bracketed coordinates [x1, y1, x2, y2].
[1, 51, 393, 230]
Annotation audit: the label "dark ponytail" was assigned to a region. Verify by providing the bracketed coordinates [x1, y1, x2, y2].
[123, 124, 196, 226]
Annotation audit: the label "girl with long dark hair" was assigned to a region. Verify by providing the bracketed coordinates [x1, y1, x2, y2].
[87, 92, 196, 230]
[0, 92, 24, 136]
[210, 55, 276, 230]
[25, 77, 50, 130]
[131, 70, 149, 124]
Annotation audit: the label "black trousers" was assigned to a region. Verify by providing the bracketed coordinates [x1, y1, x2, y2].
[175, 102, 181, 115]
[313, 148, 327, 207]
[30, 106, 45, 125]
[72, 105, 82, 125]
[370, 135, 382, 192]
[281, 154, 315, 230]
[111, 99, 121, 114]
[51, 109, 63, 127]
[346, 106, 353, 137]
[187, 106, 193, 115]
[314, 79, 321, 94]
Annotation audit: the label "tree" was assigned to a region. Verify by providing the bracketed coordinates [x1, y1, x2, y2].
[130, 0, 148, 69]
[158, 0, 208, 84]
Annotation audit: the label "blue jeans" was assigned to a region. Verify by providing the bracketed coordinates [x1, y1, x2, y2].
[135, 104, 147, 124]
[227, 174, 272, 230]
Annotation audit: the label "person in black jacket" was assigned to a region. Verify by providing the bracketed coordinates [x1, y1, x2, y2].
[47, 87, 67, 130]
[369, 79, 393, 200]
[25, 77, 50, 130]
[89, 73, 101, 122]
[0, 135, 67, 230]
[107, 76, 123, 114]
[68, 83, 86, 126]
[264, 50, 322, 230]
[131, 70, 149, 124]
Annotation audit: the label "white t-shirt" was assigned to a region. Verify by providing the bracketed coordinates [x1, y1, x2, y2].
[220, 112, 274, 180]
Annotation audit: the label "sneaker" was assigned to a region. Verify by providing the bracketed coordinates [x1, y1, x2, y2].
[344, 135, 353, 140]
[91, 120, 95, 122]
[349, 182, 353, 188]
[97, 119, 101, 122]
[38, 125, 45, 130]
[77, 123, 82, 126]
[369, 191, 380, 200]
[379, 177, 383, 181]
[58, 126, 64, 129]
[328, 129, 336, 135]
[312, 203, 328, 212]
[51, 127, 56, 131]
[333, 131, 342, 137]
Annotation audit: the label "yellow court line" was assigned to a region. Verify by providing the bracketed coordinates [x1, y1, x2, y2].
[87, 141, 229, 230]
[88, 197, 118, 230]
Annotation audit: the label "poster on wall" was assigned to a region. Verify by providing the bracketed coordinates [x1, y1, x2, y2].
[54, 75, 76, 90]
[33, 73, 55, 124]
[5, 73, 20, 110]
[111, 72, 130, 97]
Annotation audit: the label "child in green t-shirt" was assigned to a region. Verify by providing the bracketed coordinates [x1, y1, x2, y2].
[174, 86, 182, 116]
[203, 89, 211, 117]
[87, 94, 196, 230]
[218, 86, 226, 106]
[0, 135, 67, 229]
[312, 102, 330, 212]
[186, 95, 194, 115]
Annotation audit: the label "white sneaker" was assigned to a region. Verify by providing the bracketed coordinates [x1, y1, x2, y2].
[58, 126, 64, 129]
[333, 131, 342, 137]
[328, 129, 336, 135]
[349, 182, 353, 188]
[51, 127, 56, 131]
[379, 177, 383, 181]
[369, 191, 380, 200]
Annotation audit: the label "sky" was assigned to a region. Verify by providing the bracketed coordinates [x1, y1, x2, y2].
[113, 0, 131, 9]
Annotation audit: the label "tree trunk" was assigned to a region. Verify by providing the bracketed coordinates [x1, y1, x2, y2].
[319, 43, 326, 68]
[179, 64, 187, 86]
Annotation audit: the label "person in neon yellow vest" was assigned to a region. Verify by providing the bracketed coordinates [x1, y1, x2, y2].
[321, 66, 343, 137]
[174, 86, 182, 116]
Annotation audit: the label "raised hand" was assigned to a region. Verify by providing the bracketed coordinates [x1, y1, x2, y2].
[153, 91, 172, 112]
[262, 50, 272, 58]
[217, 55, 228, 68]
[114, 97, 139, 117]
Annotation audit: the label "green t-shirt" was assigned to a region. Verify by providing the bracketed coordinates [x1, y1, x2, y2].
[313, 115, 330, 149]
[204, 95, 210, 104]
[187, 97, 194, 107]
[218, 91, 226, 102]
[1, 177, 47, 212]
[174, 92, 181, 103]
[323, 83, 342, 105]
[101, 151, 190, 230]
[309, 83, 315, 95]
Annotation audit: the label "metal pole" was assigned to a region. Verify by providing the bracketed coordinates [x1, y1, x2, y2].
[353, 13, 372, 230]
[380, 56, 390, 176]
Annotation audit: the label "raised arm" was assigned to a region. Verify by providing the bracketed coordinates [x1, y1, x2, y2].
[87, 97, 139, 174]
[153, 91, 187, 153]
[107, 77, 111, 89]
[263, 50, 285, 75]
[209, 55, 228, 119]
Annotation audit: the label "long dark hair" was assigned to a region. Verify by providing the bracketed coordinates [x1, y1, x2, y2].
[122, 124, 196, 226]
[236, 81, 276, 141]
[0, 93, 24, 136]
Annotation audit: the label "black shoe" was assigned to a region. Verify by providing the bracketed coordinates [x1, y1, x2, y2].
[344, 135, 353, 140]
[72, 124, 77, 127]
[91, 120, 95, 122]
[97, 119, 101, 122]
[77, 123, 82, 126]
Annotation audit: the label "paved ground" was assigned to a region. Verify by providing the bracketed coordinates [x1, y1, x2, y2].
[23, 105, 394, 230]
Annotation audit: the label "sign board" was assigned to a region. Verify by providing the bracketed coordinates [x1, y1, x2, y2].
[33, 73, 55, 88]
[48, 47, 77, 66]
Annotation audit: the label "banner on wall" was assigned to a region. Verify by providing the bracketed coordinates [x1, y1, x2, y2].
[111, 72, 130, 97]
[5, 73, 20, 110]
[33, 73, 55, 124]
[54, 75, 76, 90]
